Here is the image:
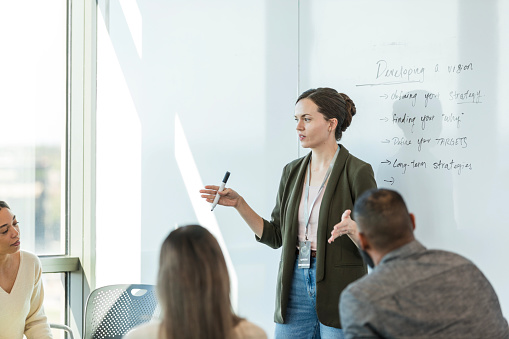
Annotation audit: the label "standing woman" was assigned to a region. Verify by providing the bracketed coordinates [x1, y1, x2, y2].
[0, 201, 53, 339]
[200, 88, 377, 338]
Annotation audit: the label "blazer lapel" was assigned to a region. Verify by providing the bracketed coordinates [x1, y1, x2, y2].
[316, 145, 350, 282]
[283, 152, 311, 250]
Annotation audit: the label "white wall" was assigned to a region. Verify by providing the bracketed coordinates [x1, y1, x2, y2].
[96, 0, 298, 336]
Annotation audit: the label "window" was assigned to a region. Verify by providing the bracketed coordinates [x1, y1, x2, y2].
[0, 1, 66, 255]
[43, 274, 66, 338]
[0, 1, 94, 337]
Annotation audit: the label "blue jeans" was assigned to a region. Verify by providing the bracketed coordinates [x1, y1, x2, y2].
[274, 258, 344, 339]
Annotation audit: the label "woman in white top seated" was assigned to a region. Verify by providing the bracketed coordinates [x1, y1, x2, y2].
[0, 201, 53, 339]
[124, 225, 266, 339]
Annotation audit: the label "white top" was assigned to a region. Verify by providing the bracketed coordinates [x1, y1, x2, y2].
[123, 319, 267, 339]
[297, 184, 326, 250]
[0, 251, 52, 339]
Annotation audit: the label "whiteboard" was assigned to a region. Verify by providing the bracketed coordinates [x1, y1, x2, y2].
[299, 0, 509, 315]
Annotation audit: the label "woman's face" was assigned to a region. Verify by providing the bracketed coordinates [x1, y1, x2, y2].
[295, 98, 335, 149]
[0, 208, 20, 255]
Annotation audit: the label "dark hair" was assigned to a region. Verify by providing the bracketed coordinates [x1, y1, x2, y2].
[353, 189, 413, 250]
[296, 87, 357, 141]
[157, 225, 241, 339]
[0, 201, 10, 210]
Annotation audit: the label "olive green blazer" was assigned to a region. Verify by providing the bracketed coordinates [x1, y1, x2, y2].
[257, 145, 377, 328]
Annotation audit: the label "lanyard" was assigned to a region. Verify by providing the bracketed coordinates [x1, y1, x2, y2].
[303, 146, 340, 240]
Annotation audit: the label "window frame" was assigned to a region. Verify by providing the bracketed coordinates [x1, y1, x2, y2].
[39, 0, 97, 336]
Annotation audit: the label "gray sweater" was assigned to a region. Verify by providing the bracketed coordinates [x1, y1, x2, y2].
[339, 240, 509, 338]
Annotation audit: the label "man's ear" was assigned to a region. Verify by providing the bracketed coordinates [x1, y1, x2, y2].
[358, 232, 370, 251]
[409, 213, 416, 231]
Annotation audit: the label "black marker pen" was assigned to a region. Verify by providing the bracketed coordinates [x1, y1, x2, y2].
[211, 171, 230, 211]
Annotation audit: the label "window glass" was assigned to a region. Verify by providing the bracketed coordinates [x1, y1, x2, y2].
[43, 273, 67, 339]
[0, 1, 67, 255]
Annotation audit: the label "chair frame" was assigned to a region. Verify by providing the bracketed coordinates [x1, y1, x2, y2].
[49, 323, 75, 339]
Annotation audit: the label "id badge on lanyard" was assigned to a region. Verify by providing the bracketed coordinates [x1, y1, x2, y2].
[298, 146, 339, 269]
[298, 240, 312, 268]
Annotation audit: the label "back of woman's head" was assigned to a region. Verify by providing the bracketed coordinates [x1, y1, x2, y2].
[157, 225, 237, 339]
[297, 87, 357, 141]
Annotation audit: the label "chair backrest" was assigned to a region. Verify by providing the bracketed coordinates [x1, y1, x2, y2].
[84, 284, 158, 339]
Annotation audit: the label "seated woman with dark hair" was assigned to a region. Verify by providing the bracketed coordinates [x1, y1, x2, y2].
[0, 201, 53, 339]
[124, 225, 266, 339]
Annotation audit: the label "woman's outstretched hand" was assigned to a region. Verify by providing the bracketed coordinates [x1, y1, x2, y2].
[328, 209, 360, 245]
[201, 185, 264, 237]
[200, 185, 241, 208]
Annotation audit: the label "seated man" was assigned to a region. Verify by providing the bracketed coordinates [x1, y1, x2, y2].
[339, 188, 509, 339]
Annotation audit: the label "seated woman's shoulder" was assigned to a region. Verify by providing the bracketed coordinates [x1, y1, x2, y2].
[21, 250, 38, 260]
[21, 250, 42, 268]
[123, 321, 160, 339]
[233, 319, 267, 339]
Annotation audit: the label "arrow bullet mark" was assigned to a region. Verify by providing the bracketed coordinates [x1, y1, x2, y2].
[384, 177, 395, 185]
